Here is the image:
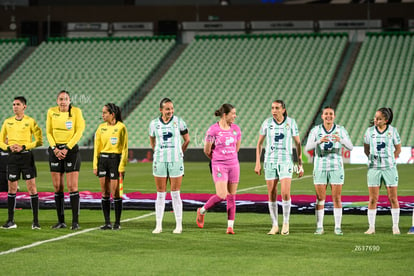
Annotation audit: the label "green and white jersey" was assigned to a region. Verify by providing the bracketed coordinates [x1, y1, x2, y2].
[259, 116, 299, 164]
[149, 116, 188, 162]
[364, 125, 401, 170]
[307, 124, 353, 172]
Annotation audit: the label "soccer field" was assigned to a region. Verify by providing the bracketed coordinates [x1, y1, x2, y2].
[0, 162, 413, 275]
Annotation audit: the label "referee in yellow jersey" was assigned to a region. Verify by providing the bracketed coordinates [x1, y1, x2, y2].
[0, 96, 43, 229]
[93, 103, 128, 230]
[46, 90, 85, 230]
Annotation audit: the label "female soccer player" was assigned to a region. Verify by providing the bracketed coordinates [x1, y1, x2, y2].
[196, 103, 241, 234]
[305, 106, 353, 235]
[93, 103, 128, 230]
[46, 90, 85, 230]
[363, 107, 401, 235]
[255, 100, 303, 235]
[149, 98, 190, 234]
[0, 96, 43, 229]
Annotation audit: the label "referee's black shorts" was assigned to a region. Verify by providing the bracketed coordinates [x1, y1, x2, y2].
[48, 144, 81, 173]
[8, 151, 37, 181]
[98, 153, 121, 180]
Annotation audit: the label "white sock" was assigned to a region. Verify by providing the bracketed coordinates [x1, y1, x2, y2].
[334, 208, 342, 229]
[367, 209, 377, 229]
[228, 220, 234, 228]
[391, 208, 400, 228]
[412, 208, 414, 226]
[155, 192, 166, 229]
[171, 191, 182, 229]
[268, 201, 278, 227]
[200, 206, 206, 215]
[282, 199, 291, 224]
[316, 209, 324, 228]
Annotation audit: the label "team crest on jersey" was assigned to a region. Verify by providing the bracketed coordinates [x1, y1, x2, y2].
[110, 137, 118, 145]
[387, 132, 392, 137]
[66, 121, 73, 130]
[233, 130, 237, 136]
[285, 123, 290, 130]
[173, 122, 177, 128]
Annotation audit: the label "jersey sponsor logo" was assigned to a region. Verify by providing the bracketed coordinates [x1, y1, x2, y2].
[65, 121, 73, 130]
[101, 128, 107, 132]
[324, 141, 334, 150]
[376, 142, 386, 151]
[110, 137, 118, 145]
[52, 113, 60, 118]
[162, 132, 173, 141]
[225, 136, 235, 146]
[274, 133, 284, 142]
[7, 122, 14, 126]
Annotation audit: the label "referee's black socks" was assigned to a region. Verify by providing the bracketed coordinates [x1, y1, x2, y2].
[54, 192, 65, 223]
[70, 191, 80, 224]
[30, 194, 39, 224]
[7, 193, 16, 222]
[114, 198, 123, 225]
[101, 197, 111, 224]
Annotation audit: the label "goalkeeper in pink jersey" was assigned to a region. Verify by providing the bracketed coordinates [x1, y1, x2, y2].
[196, 103, 241, 234]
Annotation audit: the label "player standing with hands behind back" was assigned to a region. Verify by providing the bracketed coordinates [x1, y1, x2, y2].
[46, 90, 85, 230]
[363, 107, 401, 235]
[0, 96, 43, 229]
[93, 103, 128, 230]
[255, 100, 303, 235]
[149, 98, 190, 234]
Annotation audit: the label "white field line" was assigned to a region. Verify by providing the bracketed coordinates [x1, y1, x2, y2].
[238, 166, 366, 193]
[0, 212, 155, 256]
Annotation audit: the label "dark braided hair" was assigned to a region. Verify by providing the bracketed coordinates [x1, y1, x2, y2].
[105, 103, 123, 123]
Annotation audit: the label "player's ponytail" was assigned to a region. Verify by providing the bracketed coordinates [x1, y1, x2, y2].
[215, 103, 234, 117]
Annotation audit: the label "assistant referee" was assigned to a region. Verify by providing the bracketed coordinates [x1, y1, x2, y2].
[0, 96, 43, 229]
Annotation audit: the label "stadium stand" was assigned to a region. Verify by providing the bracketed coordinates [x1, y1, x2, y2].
[335, 32, 414, 146]
[0, 38, 27, 74]
[125, 33, 348, 148]
[0, 36, 176, 147]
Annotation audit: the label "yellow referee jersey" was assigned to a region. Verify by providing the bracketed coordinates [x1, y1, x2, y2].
[93, 121, 128, 172]
[0, 115, 43, 151]
[46, 106, 85, 149]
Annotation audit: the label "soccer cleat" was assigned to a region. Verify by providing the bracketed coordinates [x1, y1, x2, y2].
[314, 227, 324, 235]
[173, 227, 182, 234]
[334, 228, 343, 236]
[364, 228, 375, 235]
[51, 222, 67, 229]
[196, 208, 205, 228]
[281, 223, 289, 235]
[32, 222, 41, 230]
[100, 223, 113, 230]
[408, 226, 414, 235]
[152, 227, 162, 234]
[226, 227, 235, 235]
[392, 226, 400, 235]
[70, 223, 80, 230]
[267, 225, 279, 235]
[1, 220, 17, 229]
[112, 224, 121, 230]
